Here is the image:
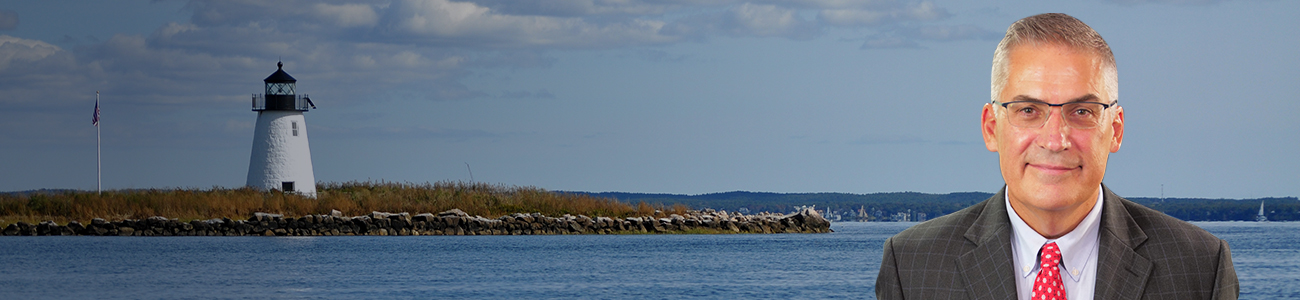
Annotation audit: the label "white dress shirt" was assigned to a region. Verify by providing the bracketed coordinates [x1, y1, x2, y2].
[1006, 185, 1104, 300]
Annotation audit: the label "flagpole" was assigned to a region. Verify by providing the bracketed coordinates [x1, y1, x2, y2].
[96, 91, 101, 195]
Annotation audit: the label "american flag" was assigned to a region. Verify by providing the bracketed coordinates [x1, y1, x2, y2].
[92, 92, 100, 126]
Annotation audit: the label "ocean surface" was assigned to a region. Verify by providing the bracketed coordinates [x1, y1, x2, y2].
[0, 221, 1295, 299]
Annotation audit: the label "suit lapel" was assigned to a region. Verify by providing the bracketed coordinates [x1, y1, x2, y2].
[1093, 185, 1154, 300]
[957, 188, 1019, 300]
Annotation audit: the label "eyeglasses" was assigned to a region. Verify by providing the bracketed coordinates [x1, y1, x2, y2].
[993, 100, 1118, 129]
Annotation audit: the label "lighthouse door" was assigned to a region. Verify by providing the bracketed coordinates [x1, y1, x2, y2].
[282, 181, 295, 192]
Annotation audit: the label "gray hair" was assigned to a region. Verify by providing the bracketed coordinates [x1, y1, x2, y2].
[991, 13, 1117, 104]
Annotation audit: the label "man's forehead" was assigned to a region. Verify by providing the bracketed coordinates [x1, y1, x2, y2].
[1003, 44, 1108, 99]
[1007, 44, 1109, 78]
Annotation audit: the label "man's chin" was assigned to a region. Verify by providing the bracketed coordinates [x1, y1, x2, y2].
[1011, 183, 1087, 209]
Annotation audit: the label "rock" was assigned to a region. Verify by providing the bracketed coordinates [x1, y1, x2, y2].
[566, 220, 585, 233]
[388, 216, 409, 229]
[253, 212, 282, 223]
[67, 221, 86, 234]
[437, 209, 468, 218]
[146, 216, 169, 228]
[797, 208, 831, 231]
[36, 221, 58, 235]
[0, 205, 835, 237]
[577, 215, 594, 227]
[651, 219, 669, 232]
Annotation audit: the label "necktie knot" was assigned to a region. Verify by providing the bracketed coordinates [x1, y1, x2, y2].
[1040, 242, 1061, 269]
[1033, 242, 1066, 300]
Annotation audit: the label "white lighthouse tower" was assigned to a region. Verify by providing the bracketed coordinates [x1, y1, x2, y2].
[247, 62, 317, 197]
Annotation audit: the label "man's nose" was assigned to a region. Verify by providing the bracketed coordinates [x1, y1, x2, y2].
[1036, 107, 1071, 152]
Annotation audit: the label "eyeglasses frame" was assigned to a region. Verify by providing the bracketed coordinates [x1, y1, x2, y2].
[991, 99, 1119, 129]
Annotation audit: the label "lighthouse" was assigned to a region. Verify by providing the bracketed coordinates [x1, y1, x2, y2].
[247, 61, 317, 197]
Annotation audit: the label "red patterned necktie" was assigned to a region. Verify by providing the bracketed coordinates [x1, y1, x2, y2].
[1033, 242, 1066, 300]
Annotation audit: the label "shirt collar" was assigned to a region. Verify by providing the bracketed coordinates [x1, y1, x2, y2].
[1006, 185, 1104, 282]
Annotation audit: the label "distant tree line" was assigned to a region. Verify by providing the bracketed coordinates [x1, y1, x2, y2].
[568, 191, 1300, 222]
[1127, 197, 1299, 221]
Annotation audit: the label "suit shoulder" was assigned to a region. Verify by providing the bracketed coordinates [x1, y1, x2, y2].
[1117, 197, 1225, 253]
[888, 199, 985, 246]
[1106, 194, 1237, 298]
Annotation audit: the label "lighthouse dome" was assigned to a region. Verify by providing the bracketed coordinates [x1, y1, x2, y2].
[264, 61, 297, 83]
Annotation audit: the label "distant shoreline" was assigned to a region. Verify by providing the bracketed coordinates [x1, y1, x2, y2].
[3, 183, 1293, 226]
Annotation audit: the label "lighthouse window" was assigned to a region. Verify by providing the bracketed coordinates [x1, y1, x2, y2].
[292, 122, 298, 136]
[266, 82, 295, 95]
[282, 181, 295, 192]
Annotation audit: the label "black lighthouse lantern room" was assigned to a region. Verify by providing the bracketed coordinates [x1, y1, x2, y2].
[253, 61, 314, 111]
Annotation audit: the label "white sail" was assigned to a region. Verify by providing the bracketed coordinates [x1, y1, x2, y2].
[1256, 201, 1268, 222]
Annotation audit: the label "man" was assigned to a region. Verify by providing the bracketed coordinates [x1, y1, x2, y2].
[875, 13, 1238, 300]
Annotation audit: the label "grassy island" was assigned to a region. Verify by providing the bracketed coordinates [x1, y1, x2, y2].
[0, 181, 689, 227]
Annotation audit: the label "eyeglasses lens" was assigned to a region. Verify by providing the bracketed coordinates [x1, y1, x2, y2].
[1006, 102, 1105, 129]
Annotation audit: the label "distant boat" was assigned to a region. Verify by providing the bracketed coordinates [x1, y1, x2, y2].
[1256, 201, 1268, 222]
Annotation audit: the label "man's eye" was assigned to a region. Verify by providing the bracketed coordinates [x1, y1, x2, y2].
[1071, 108, 1095, 116]
[1016, 106, 1039, 115]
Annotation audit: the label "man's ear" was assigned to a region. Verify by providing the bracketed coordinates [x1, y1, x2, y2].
[1110, 106, 1124, 153]
[982, 103, 999, 152]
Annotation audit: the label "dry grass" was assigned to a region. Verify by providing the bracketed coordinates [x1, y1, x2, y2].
[0, 181, 687, 226]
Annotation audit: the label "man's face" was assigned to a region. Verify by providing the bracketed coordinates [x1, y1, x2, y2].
[982, 43, 1124, 212]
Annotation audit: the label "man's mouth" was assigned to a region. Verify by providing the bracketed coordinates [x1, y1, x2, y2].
[1027, 163, 1079, 175]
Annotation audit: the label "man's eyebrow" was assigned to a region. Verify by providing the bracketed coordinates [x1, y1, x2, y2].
[1010, 94, 1100, 103]
[1068, 94, 1100, 103]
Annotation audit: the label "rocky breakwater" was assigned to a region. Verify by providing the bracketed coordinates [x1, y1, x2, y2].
[1, 208, 831, 236]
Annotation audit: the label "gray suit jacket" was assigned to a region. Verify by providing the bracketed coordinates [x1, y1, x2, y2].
[876, 185, 1238, 299]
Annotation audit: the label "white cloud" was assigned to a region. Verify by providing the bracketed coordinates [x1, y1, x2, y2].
[0, 35, 62, 70]
[378, 0, 677, 48]
[661, 2, 821, 40]
[728, 3, 817, 38]
[0, 35, 85, 111]
[463, 0, 679, 17]
[313, 3, 380, 28]
[818, 1, 949, 27]
[174, 0, 975, 49]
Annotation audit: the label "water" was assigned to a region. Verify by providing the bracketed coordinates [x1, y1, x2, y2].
[0, 222, 1293, 299]
[1192, 222, 1300, 299]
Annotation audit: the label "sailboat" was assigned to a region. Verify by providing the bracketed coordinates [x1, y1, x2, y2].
[1255, 201, 1268, 222]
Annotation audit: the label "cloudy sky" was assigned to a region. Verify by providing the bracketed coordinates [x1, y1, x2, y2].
[1, 0, 1295, 199]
